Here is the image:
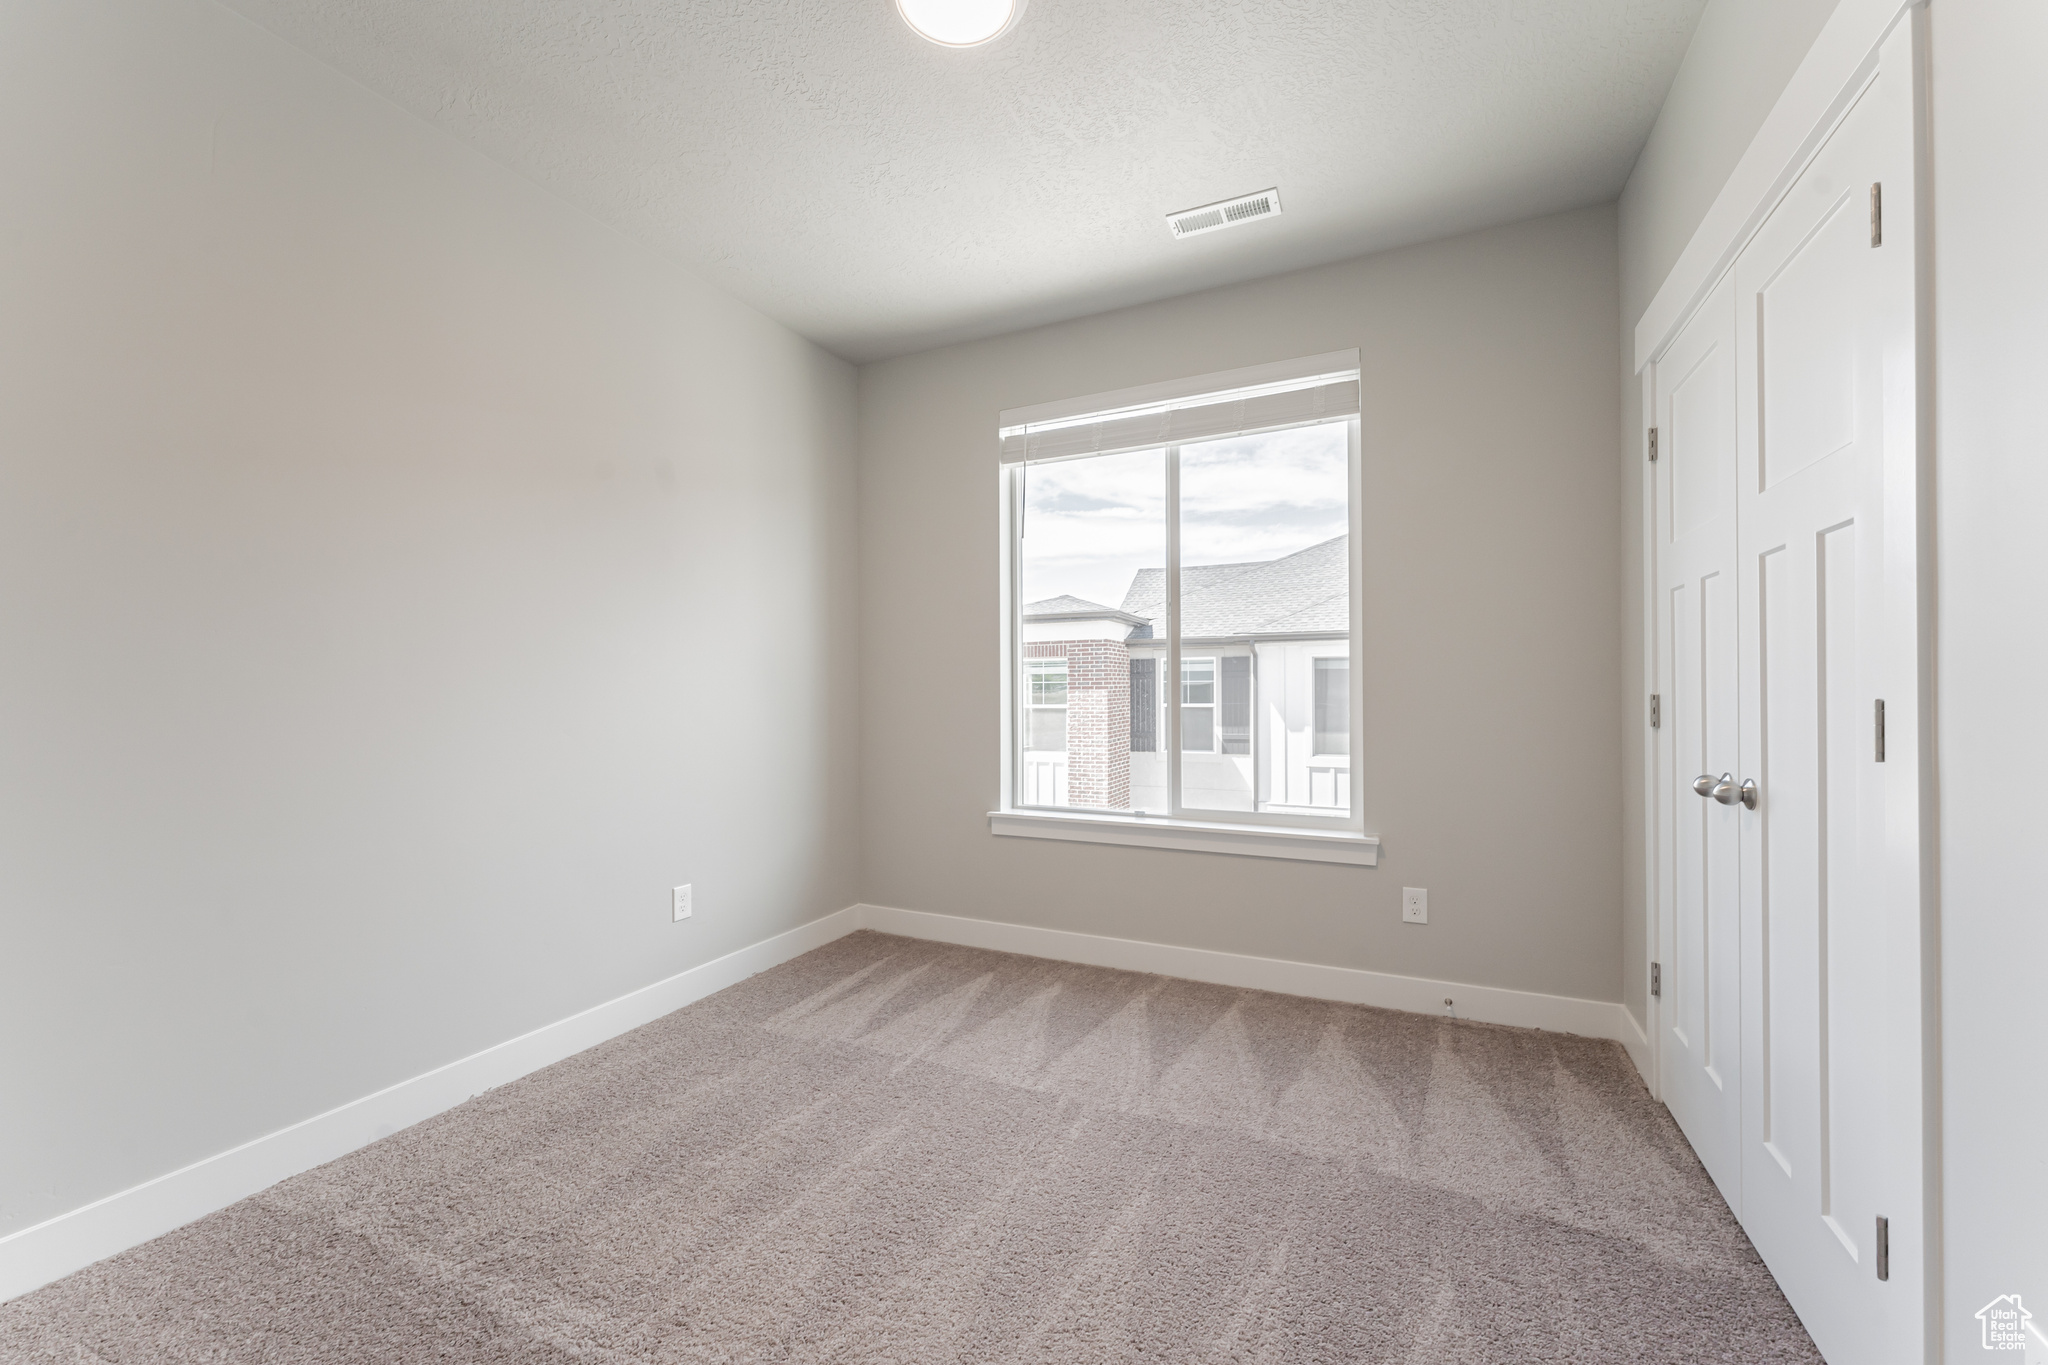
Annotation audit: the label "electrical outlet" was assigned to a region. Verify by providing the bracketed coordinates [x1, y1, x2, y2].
[1402, 887, 1428, 924]
[673, 884, 692, 921]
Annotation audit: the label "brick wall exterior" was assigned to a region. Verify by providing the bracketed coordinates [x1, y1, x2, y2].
[1025, 638, 1130, 809]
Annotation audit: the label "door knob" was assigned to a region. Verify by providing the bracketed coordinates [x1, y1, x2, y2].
[1711, 776, 1759, 809]
[1693, 773, 1723, 798]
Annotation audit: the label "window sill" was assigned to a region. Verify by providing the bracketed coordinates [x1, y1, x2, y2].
[988, 809, 1380, 866]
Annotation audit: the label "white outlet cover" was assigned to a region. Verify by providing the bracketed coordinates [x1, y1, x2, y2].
[673, 884, 692, 921]
[1402, 887, 1428, 924]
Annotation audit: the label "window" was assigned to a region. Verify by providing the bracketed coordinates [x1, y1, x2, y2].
[995, 352, 1376, 864]
[1313, 658, 1349, 755]
[1129, 659, 1158, 752]
[1219, 656, 1251, 755]
[1024, 658, 1067, 751]
[1181, 658, 1215, 751]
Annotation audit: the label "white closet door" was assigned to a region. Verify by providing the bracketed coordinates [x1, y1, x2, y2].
[1731, 20, 1923, 1362]
[1652, 274, 1744, 1208]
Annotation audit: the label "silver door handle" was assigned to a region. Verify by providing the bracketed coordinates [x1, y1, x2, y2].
[1694, 773, 1727, 799]
[1710, 776, 1759, 809]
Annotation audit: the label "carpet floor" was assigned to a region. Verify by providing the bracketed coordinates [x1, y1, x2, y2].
[2, 931, 1822, 1363]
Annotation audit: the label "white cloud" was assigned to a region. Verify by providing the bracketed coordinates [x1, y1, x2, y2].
[1180, 424, 1348, 565]
[1018, 424, 1348, 611]
[1020, 448, 1164, 609]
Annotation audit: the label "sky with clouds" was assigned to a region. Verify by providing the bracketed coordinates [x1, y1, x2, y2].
[1019, 422, 1349, 614]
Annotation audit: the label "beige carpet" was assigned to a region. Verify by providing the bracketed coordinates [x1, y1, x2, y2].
[2, 931, 1820, 1363]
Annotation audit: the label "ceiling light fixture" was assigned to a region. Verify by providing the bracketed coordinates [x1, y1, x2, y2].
[896, 0, 1025, 47]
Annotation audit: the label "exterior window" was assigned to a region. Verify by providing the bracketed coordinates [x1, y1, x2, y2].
[1220, 656, 1251, 754]
[1181, 659, 1216, 751]
[1313, 658, 1349, 755]
[1129, 659, 1157, 752]
[1002, 355, 1361, 832]
[1024, 659, 1068, 752]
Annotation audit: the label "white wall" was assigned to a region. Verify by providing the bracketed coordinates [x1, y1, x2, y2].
[0, 0, 858, 1239]
[1613, 0, 1839, 1034]
[1930, 3, 2048, 1356]
[859, 206, 1623, 1006]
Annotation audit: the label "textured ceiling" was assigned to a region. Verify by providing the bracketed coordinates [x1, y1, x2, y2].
[221, 0, 1705, 361]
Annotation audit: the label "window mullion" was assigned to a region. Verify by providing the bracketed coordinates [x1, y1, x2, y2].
[1166, 446, 1183, 820]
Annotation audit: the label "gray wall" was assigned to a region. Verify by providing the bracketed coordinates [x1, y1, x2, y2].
[858, 206, 1623, 1005]
[1931, 3, 2048, 1353]
[0, 0, 859, 1237]
[1612, 0, 1839, 1034]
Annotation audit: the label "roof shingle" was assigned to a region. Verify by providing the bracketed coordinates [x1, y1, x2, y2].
[1119, 535, 1347, 638]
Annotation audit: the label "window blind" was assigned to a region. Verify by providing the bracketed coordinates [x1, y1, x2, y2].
[999, 376, 1359, 466]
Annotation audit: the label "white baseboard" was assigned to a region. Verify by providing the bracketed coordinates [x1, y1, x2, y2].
[853, 903, 1637, 1045]
[1616, 1003, 1653, 1091]
[5, 899, 1642, 1305]
[0, 905, 864, 1305]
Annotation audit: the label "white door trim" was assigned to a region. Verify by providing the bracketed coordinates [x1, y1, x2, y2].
[1639, 366, 1662, 1102]
[1639, 365, 1662, 1104]
[1634, 0, 1920, 374]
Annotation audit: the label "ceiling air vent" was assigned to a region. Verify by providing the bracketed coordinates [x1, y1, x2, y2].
[1167, 188, 1283, 240]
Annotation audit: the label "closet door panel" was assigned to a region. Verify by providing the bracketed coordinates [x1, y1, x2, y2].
[1652, 274, 1743, 1207]
[1731, 24, 1922, 1359]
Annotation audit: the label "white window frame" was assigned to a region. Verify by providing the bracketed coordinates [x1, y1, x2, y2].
[991, 352, 1379, 866]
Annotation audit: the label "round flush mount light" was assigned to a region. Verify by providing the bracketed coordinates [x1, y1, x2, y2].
[896, 0, 1026, 47]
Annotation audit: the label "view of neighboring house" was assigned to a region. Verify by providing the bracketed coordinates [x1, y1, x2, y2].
[1021, 535, 1350, 815]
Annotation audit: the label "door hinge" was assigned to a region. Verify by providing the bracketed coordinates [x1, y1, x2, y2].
[1650, 962, 1662, 998]
[1870, 182, 1883, 247]
[1649, 693, 1661, 729]
[1875, 699, 1887, 762]
[1875, 1215, 1890, 1280]
[1647, 426, 1659, 462]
